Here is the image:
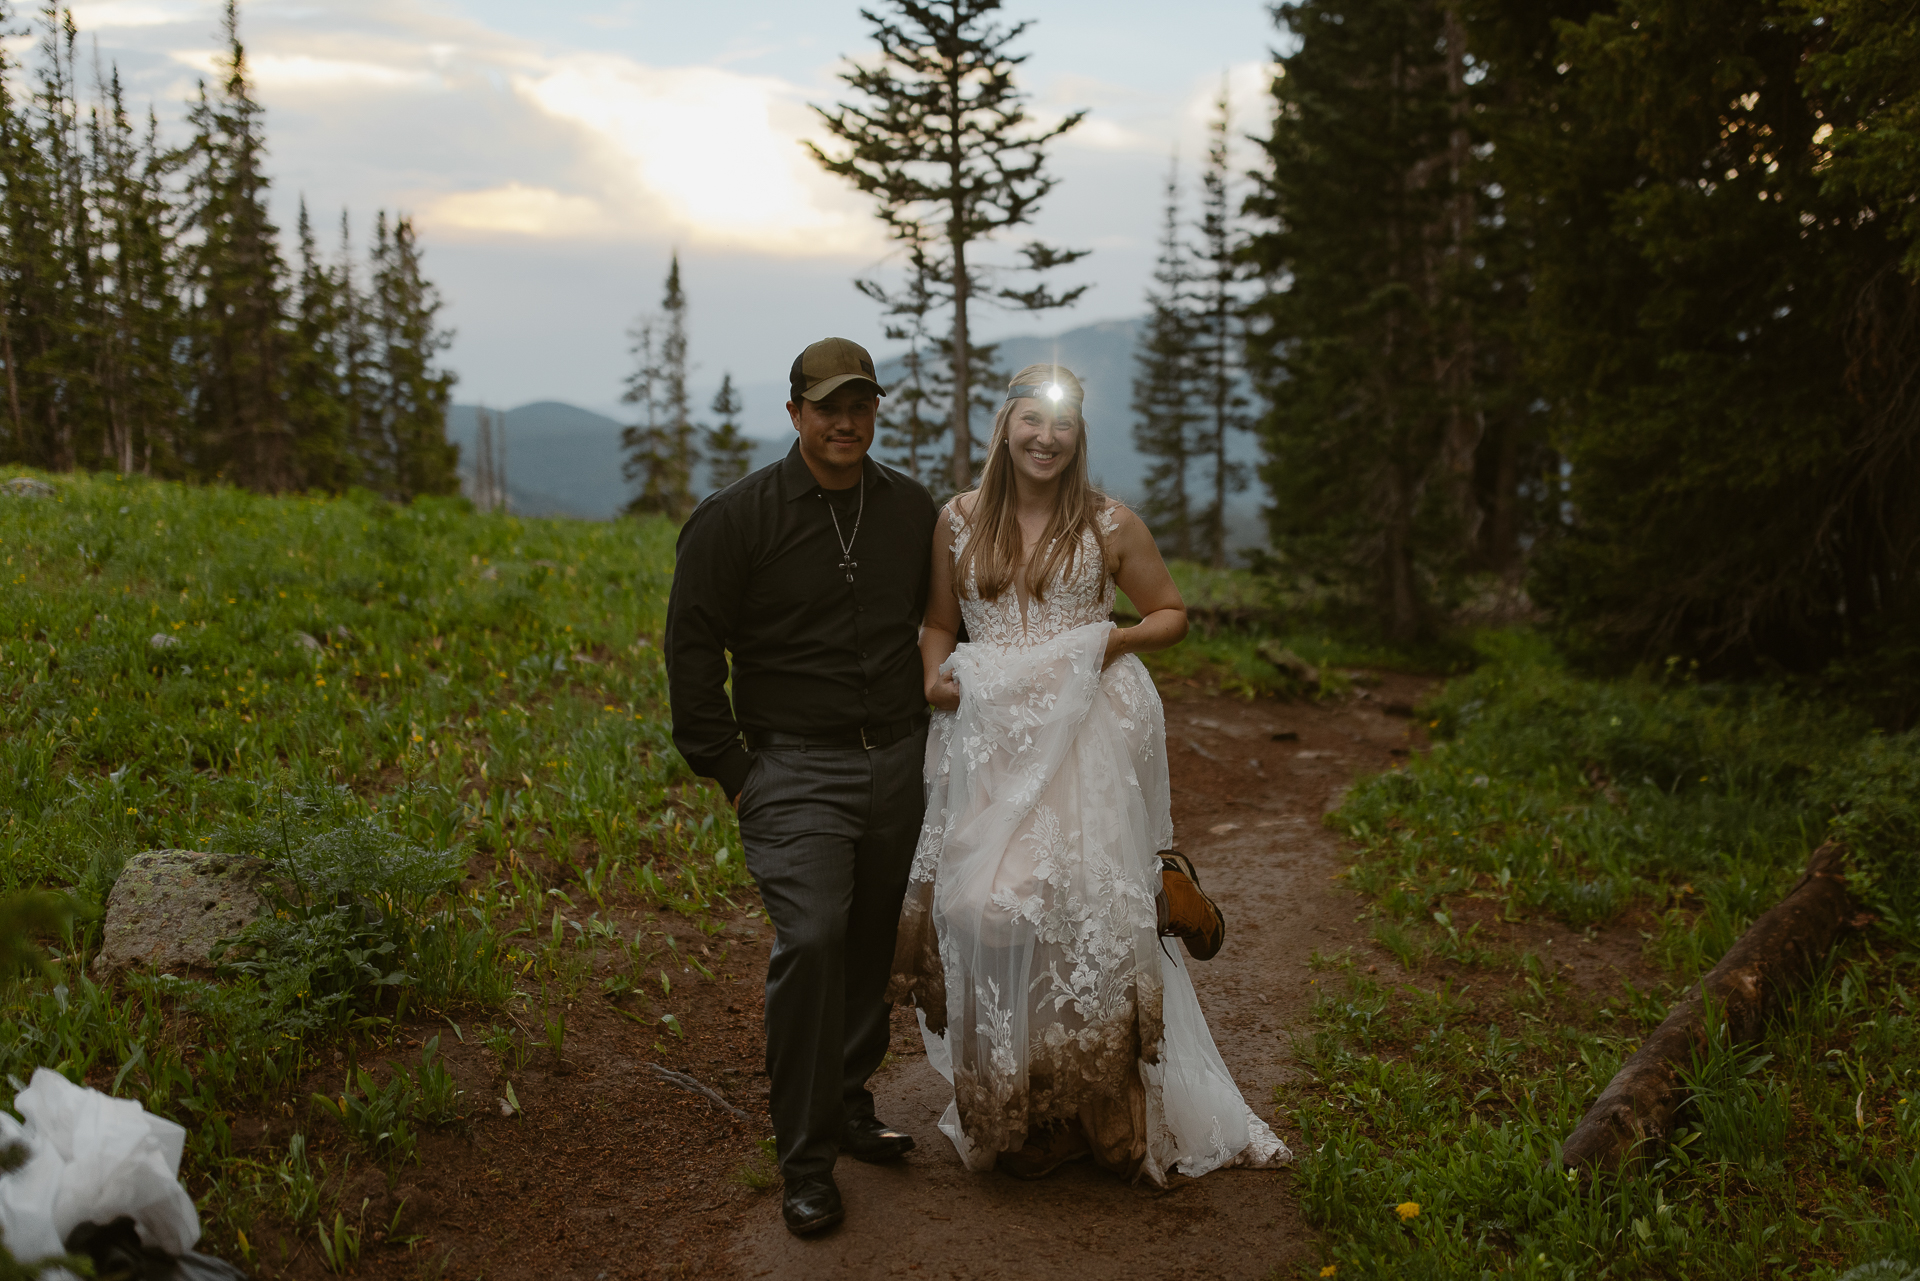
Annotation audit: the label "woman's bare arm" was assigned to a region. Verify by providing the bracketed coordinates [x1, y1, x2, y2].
[922, 502, 964, 711]
[1104, 504, 1187, 668]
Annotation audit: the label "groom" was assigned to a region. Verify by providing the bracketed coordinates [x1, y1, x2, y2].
[664, 336, 937, 1235]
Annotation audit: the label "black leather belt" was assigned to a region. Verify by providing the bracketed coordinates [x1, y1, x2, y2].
[745, 715, 926, 753]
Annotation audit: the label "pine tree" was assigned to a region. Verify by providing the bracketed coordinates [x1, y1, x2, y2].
[286, 200, 353, 490]
[3, 6, 88, 473]
[870, 239, 944, 486]
[1131, 159, 1199, 561]
[335, 210, 377, 487]
[923, 331, 1002, 494]
[181, 1, 293, 490]
[96, 96, 188, 480]
[1244, 0, 1471, 639]
[368, 212, 457, 499]
[620, 256, 696, 519]
[702, 373, 753, 491]
[1191, 91, 1252, 568]
[809, 0, 1088, 491]
[1474, 0, 1920, 704]
[619, 319, 661, 516]
[0, 1, 459, 501]
[0, 22, 28, 463]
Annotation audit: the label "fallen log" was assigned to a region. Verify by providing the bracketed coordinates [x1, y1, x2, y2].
[1560, 840, 1860, 1173]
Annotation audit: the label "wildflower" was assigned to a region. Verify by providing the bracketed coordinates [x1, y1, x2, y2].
[1321, 1268, 1338, 1278]
[1395, 1201, 1420, 1221]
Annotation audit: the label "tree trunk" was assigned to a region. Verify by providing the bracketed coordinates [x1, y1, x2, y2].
[0, 314, 20, 449]
[1560, 840, 1859, 1173]
[1435, 4, 1485, 555]
[950, 231, 971, 492]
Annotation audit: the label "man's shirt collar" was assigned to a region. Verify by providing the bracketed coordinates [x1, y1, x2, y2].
[780, 439, 897, 501]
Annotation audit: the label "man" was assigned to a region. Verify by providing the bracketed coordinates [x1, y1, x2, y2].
[664, 337, 937, 1235]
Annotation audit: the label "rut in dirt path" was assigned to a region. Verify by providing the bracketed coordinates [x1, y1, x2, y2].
[727, 676, 1430, 1281]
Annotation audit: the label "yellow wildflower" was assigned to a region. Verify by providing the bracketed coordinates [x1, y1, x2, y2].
[1321, 1267, 1338, 1278]
[1396, 1201, 1420, 1221]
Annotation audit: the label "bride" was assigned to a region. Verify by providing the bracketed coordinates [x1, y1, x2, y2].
[888, 364, 1289, 1183]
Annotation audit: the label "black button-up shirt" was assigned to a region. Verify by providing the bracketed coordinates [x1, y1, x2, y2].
[664, 441, 937, 797]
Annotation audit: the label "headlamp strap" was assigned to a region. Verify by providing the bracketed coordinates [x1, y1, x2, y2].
[1005, 383, 1081, 406]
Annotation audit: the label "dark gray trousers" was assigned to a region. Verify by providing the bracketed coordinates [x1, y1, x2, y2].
[735, 730, 925, 1182]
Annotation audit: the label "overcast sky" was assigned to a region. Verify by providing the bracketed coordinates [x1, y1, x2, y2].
[46, 0, 1282, 422]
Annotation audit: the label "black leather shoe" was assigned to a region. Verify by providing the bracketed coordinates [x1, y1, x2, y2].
[781, 1174, 845, 1236]
[842, 1115, 917, 1163]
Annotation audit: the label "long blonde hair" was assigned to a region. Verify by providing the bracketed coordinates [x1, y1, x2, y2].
[955, 363, 1109, 602]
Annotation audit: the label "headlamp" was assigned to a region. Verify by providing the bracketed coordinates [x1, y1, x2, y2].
[1005, 382, 1081, 408]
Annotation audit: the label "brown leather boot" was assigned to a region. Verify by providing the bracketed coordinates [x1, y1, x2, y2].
[1156, 850, 1225, 960]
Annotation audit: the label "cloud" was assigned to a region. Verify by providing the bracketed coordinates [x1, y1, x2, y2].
[171, 48, 439, 91]
[1182, 60, 1277, 139]
[1070, 116, 1157, 152]
[513, 55, 877, 255]
[69, 0, 204, 29]
[417, 183, 615, 239]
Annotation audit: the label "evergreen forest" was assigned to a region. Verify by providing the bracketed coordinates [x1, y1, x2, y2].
[0, 3, 458, 500]
[1232, 0, 1920, 719]
[5, 2, 1920, 1278]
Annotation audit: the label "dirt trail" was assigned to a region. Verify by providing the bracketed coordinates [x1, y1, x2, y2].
[268, 678, 1425, 1281]
[727, 675, 1430, 1281]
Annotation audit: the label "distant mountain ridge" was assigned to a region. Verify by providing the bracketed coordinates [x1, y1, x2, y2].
[445, 401, 787, 520]
[447, 316, 1264, 549]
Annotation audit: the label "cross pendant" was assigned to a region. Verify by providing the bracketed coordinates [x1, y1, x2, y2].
[839, 557, 857, 583]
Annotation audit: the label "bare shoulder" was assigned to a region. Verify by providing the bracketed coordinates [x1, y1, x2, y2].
[1101, 501, 1149, 541]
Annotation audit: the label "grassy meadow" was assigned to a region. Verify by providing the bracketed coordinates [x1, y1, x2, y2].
[1292, 635, 1920, 1279]
[7, 468, 1920, 1280]
[2, 467, 748, 1266]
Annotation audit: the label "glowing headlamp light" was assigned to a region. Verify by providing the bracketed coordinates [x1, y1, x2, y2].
[1005, 381, 1080, 407]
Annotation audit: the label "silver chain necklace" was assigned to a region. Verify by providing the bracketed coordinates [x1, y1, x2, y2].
[824, 474, 865, 583]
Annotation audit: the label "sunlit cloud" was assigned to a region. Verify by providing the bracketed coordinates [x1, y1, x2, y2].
[1071, 116, 1157, 152]
[418, 182, 615, 239]
[514, 55, 876, 255]
[69, 0, 205, 29]
[1182, 60, 1277, 138]
[167, 50, 440, 91]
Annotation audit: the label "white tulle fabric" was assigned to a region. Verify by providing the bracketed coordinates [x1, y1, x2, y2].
[890, 504, 1289, 1184]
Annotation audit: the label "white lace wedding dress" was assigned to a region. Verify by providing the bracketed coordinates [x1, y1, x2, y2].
[888, 503, 1290, 1184]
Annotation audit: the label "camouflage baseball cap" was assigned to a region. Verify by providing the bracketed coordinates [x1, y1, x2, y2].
[789, 337, 887, 402]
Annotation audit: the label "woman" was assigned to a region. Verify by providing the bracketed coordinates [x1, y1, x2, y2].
[888, 364, 1289, 1183]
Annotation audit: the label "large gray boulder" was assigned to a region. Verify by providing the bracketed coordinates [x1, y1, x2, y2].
[94, 850, 272, 976]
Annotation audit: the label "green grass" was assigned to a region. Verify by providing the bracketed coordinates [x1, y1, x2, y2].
[1289, 632, 1920, 1279]
[1122, 560, 1472, 699]
[1, 466, 747, 1262]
